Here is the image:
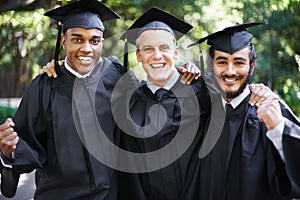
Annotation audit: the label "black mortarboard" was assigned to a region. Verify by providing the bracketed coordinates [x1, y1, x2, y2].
[188, 22, 264, 54]
[44, 0, 120, 73]
[121, 7, 193, 69]
[44, 0, 120, 33]
[121, 7, 193, 45]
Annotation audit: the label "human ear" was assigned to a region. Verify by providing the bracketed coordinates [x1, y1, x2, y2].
[136, 49, 142, 62]
[174, 48, 179, 60]
[249, 61, 256, 75]
[61, 36, 66, 50]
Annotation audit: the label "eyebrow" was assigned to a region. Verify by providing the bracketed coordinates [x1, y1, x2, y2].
[141, 43, 171, 48]
[70, 33, 83, 37]
[215, 55, 247, 61]
[141, 44, 153, 47]
[70, 33, 102, 39]
[215, 56, 228, 60]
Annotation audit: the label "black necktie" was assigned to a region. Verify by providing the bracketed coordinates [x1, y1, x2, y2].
[225, 103, 234, 117]
[213, 102, 236, 192]
[155, 88, 168, 100]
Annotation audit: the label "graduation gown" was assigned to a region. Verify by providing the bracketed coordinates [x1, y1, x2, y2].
[281, 102, 300, 197]
[11, 56, 126, 200]
[117, 77, 211, 200]
[198, 93, 300, 200]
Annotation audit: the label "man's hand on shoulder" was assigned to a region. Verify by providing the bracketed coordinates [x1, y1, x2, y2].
[39, 59, 64, 78]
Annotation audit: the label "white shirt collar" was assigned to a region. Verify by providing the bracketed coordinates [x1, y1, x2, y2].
[147, 70, 180, 94]
[64, 57, 99, 79]
[222, 85, 250, 109]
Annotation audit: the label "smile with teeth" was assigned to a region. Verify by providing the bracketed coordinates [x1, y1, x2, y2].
[224, 78, 237, 82]
[78, 56, 92, 62]
[150, 63, 165, 68]
[222, 75, 241, 83]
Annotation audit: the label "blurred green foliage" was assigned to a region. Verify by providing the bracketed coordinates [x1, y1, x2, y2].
[0, 0, 299, 117]
[0, 9, 57, 97]
[0, 106, 17, 124]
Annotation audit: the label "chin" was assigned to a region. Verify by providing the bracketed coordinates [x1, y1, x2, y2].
[224, 85, 247, 99]
[225, 91, 240, 99]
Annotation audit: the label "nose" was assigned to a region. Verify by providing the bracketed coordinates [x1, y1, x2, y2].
[80, 42, 93, 52]
[152, 48, 163, 60]
[224, 62, 236, 76]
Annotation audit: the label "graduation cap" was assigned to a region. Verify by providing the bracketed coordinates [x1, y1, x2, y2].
[120, 7, 193, 70]
[188, 22, 264, 54]
[188, 22, 264, 73]
[44, 0, 120, 72]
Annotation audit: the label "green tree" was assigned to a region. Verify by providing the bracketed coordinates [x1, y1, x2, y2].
[241, 0, 300, 116]
[0, 9, 56, 97]
[0, 0, 299, 117]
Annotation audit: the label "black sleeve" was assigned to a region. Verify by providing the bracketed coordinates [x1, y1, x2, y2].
[12, 74, 52, 174]
[1, 167, 19, 198]
[282, 118, 300, 197]
[273, 101, 300, 197]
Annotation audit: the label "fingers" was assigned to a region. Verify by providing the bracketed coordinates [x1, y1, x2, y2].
[179, 63, 200, 84]
[187, 63, 201, 75]
[249, 83, 266, 105]
[0, 119, 18, 158]
[256, 99, 283, 130]
[181, 72, 196, 84]
[40, 59, 59, 78]
[58, 59, 64, 66]
[190, 64, 201, 80]
[0, 131, 18, 146]
[177, 66, 187, 73]
[1, 135, 19, 158]
[47, 60, 57, 78]
[6, 118, 14, 127]
[39, 68, 44, 75]
[249, 83, 277, 106]
[0, 120, 16, 139]
[0, 118, 14, 132]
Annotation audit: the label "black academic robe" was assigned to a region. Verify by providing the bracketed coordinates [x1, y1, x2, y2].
[198, 93, 300, 200]
[11, 57, 126, 200]
[281, 103, 300, 197]
[117, 77, 211, 200]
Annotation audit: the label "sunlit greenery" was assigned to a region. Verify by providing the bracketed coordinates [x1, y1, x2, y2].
[0, 0, 299, 117]
[0, 106, 17, 124]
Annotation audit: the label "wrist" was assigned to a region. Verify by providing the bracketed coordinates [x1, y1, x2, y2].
[1, 151, 15, 161]
[0, 153, 14, 165]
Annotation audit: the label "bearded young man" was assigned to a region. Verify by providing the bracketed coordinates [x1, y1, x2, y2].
[189, 22, 300, 200]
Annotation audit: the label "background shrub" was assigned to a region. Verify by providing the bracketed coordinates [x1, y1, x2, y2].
[0, 106, 17, 124]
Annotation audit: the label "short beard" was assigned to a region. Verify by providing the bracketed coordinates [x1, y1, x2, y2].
[213, 68, 253, 100]
[224, 74, 250, 99]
